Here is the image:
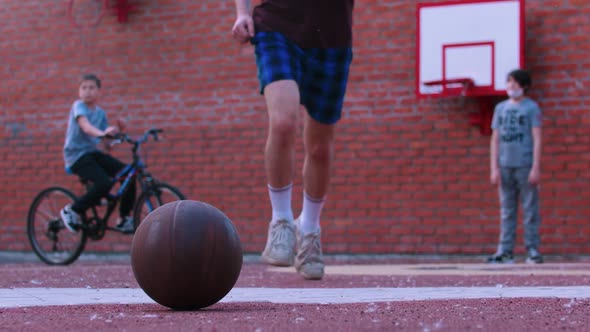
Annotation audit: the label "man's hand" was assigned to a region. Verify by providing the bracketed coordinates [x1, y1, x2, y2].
[490, 167, 500, 185]
[529, 167, 540, 185]
[232, 14, 255, 44]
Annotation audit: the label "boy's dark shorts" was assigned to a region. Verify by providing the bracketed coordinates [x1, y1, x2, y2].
[251, 31, 353, 125]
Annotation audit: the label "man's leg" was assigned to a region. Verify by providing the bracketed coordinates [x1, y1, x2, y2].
[300, 114, 335, 233]
[293, 113, 335, 279]
[252, 31, 302, 267]
[265, 79, 299, 221]
[294, 47, 352, 280]
[259, 79, 300, 266]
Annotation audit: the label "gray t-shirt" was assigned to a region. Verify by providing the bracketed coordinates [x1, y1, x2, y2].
[63, 100, 108, 168]
[491, 97, 542, 168]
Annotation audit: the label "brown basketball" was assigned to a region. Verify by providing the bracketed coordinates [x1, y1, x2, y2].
[130, 200, 243, 310]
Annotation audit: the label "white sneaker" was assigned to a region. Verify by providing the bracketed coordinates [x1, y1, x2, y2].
[294, 218, 325, 280]
[261, 219, 296, 266]
[115, 216, 135, 234]
[60, 204, 81, 233]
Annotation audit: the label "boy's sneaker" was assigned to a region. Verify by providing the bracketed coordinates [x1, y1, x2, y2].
[526, 247, 544, 264]
[294, 218, 325, 280]
[261, 219, 296, 266]
[60, 204, 81, 233]
[115, 216, 135, 234]
[486, 250, 515, 264]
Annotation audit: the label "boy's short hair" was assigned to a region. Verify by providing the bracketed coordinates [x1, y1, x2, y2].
[80, 73, 101, 89]
[507, 69, 531, 91]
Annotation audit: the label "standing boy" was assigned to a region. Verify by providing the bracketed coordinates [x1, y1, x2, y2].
[231, 0, 355, 279]
[489, 69, 543, 264]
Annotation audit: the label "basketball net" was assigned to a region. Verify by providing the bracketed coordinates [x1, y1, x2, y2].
[68, 0, 107, 56]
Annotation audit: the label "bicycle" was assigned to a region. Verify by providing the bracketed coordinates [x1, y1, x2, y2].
[27, 128, 186, 265]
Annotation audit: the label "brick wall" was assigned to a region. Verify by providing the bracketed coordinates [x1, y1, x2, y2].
[1, 0, 588, 257]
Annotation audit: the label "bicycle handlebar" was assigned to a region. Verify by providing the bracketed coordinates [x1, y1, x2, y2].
[100, 128, 164, 147]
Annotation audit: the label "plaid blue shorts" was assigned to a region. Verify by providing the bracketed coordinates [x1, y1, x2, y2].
[251, 32, 353, 125]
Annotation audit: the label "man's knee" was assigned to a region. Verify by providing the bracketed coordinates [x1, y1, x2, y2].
[270, 115, 298, 142]
[306, 141, 333, 164]
[265, 80, 300, 141]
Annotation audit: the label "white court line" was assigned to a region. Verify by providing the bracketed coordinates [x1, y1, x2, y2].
[2, 286, 590, 308]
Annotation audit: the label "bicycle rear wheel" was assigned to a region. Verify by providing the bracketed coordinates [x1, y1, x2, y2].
[27, 187, 87, 265]
[133, 182, 186, 229]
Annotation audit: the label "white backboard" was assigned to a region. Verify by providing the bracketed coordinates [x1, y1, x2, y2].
[416, 0, 525, 97]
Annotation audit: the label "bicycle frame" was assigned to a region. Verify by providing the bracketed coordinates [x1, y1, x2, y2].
[84, 129, 163, 233]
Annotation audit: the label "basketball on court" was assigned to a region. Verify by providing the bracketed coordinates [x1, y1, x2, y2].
[130, 200, 243, 310]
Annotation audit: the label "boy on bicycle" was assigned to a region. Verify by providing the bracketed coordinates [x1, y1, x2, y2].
[60, 74, 135, 234]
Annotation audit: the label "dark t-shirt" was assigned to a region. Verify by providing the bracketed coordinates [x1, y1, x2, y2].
[252, 0, 354, 48]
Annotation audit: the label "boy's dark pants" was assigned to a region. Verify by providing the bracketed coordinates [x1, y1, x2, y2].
[498, 167, 541, 253]
[70, 151, 136, 218]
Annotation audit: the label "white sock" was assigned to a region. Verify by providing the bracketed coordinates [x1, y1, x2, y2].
[300, 191, 325, 234]
[268, 183, 293, 223]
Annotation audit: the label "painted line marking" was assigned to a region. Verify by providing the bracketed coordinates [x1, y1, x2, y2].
[268, 263, 590, 276]
[2, 286, 590, 308]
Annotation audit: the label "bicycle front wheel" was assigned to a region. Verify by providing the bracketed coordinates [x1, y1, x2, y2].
[27, 187, 87, 265]
[133, 182, 186, 229]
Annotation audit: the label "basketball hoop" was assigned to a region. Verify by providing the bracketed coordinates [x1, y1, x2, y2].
[68, 0, 108, 28]
[113, 0, 136, 23]
[468, 96, 500, 136]
[423, 78, 475, 97]
[67, 0, 108, 55]
[422, 78, 499, 136]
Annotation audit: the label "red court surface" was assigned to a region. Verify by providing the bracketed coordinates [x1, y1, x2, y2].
[1, 256, 590, 331]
